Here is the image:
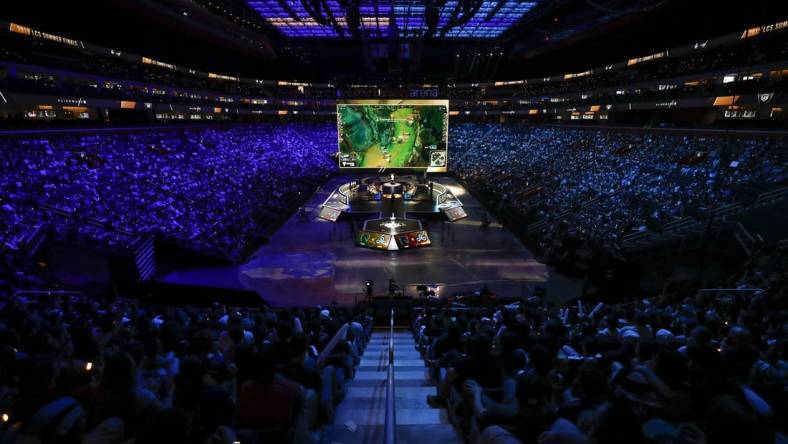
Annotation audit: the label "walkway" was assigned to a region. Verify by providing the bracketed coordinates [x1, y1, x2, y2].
[323, 329, 463, 444]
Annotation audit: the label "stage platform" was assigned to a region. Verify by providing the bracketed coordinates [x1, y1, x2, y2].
[159, 175, 578, 307]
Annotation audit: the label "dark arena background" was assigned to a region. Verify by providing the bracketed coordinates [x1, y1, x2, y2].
[0, 1, 786, 444]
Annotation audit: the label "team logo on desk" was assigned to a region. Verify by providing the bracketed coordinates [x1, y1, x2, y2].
[430, 151, 447, 167]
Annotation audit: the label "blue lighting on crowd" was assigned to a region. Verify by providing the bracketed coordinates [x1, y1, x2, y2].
[246, 0, 538, 38]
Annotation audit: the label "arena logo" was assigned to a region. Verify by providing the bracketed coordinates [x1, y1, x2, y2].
[408, 88, 440, 98]
[655, 100, 678, 108]
[57, 98, 87, 106]
[758, 93, 774, 103]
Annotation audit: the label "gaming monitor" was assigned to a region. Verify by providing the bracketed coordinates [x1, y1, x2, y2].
[337, 99, 449, 172]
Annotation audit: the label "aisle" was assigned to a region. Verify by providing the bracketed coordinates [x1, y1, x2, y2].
[323, 329, 463, 444]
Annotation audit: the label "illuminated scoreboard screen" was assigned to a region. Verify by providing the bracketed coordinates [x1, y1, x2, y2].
[337, 100, 448, 172]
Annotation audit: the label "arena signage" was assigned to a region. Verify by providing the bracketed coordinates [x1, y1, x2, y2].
[142, 57, 177, 71]
[408, 88, 440, 98]
[9, 23, 82, 48]
[741, 20, 788, 39]
[627, 51, 668, 66]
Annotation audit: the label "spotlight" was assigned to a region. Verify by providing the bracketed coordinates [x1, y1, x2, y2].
[365, 280, 374, 299]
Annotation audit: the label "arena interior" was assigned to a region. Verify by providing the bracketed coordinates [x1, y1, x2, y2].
[0, 1, 787, 443]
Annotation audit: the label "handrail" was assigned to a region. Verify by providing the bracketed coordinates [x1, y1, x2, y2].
[12, 289, 85, 298]
[696, 288, 764, 294]
[316, 323, 349, 368]
[384, 307, 396, 444]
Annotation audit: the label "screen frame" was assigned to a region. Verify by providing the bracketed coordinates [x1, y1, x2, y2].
[336, 99, 449, 173]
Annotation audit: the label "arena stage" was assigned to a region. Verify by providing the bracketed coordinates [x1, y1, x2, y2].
[319, 173, 466, 250]
[159, 175, 557, 307]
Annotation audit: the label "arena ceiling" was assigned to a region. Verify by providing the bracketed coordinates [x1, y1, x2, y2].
[1, 0, 781, 81]
[244, 0, 542, 39]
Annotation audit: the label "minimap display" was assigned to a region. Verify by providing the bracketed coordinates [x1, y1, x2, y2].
[337, 100, 448, 172]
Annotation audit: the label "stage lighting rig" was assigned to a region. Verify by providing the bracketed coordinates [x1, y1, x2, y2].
[246, 0, 541, 39]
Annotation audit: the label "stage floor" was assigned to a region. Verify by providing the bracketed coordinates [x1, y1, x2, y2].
[160, 175, 576, 307]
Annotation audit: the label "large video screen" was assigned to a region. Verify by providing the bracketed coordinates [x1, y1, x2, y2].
[337, 99, 448, 172]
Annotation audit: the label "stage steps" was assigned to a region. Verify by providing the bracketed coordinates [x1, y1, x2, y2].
[322, 330, 463, 444]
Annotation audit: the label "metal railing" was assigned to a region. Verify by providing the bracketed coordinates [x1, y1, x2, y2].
[12, 289, 85, 298]
[384, 307, 396, 444]
[697, 288, 764, 293]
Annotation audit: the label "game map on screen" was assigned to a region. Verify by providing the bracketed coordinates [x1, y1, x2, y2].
[337, 100, 448, 172]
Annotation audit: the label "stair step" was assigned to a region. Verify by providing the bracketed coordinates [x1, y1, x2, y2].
[334, 405, 449, 426]
[344, 386, 435, 399]
[349, 379, 434, 388]
[333, 395, 437, 411]
[364, 347, 418, 351]
[355, 370, 426, 381]
[323, 423, 463, 444]
[357, 365, 426, 372]
[396, 424, 463, 444]
[323, 331, 463, 444]
[362, 350, 421, 359]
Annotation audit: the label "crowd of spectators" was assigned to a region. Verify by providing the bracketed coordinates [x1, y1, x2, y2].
[2, 20, 785, 109]
[0, 289, 371, 444]
[465, 33, 787, 100]
[0, 120, 784, 443]
[0, 123, 337, 260]
[0, 39, 336, 101]
[450, 123, 787, 262]
[414, 249, 788, 444]
[458, 64, 787, 113]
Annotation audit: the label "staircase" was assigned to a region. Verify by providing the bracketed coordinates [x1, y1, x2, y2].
[133, 236, 157, 281]
[323, 329, 463, 444]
